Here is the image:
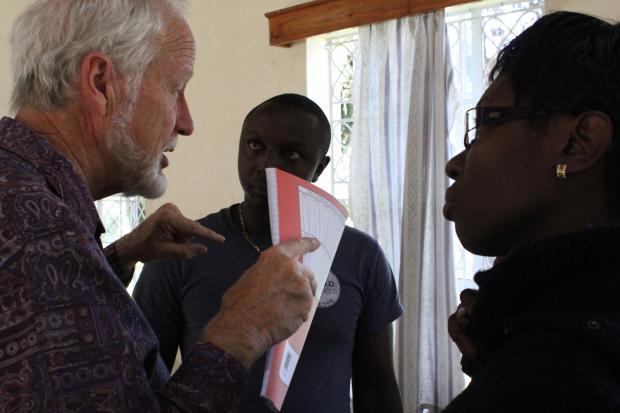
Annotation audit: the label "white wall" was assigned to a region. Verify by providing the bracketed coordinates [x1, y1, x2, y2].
[0, 2, 31, 115]
[546, 0, 620, 19]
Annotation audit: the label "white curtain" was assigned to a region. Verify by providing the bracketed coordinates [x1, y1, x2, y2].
[350, 11, 463, 412]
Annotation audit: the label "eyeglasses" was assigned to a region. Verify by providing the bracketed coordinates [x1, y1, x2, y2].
[464, 106, 539, 149]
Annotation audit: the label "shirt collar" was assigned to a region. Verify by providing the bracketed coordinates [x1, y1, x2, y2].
[0, 117, 105, 240]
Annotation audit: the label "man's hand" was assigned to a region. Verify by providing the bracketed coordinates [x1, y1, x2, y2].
[448, 289, 478, 375]
[200, 237, 320, 369]
[114, 203, 225, 267]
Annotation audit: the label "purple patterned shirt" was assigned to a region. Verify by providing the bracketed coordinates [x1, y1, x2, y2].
[0, 117, 246, 412]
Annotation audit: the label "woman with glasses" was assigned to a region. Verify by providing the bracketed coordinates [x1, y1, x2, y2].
[442, 11, 620, 413]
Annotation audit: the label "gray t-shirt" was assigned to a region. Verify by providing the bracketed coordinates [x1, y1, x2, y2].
[134, 206, 402, 412]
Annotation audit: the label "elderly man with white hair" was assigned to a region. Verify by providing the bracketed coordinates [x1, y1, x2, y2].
[0, 0, 318, 411]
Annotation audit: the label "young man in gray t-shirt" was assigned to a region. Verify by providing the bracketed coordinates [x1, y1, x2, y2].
[134, 94, 403, 413]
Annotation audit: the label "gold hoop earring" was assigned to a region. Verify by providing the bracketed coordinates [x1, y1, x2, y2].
[556, 164, 567, 179]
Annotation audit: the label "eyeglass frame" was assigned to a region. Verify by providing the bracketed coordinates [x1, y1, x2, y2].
[464, 106, 542, 149]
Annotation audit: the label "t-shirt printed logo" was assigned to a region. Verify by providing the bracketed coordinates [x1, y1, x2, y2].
[318, 271, 340, 308]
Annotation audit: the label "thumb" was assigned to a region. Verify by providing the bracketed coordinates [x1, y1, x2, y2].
[277, 237, 321, 260]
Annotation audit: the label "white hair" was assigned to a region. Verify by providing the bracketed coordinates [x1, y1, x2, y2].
[10, 0, 187, 112]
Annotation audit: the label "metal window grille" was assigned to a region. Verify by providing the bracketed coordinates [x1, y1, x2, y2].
[95, 195, 146, 248]
[95, 194, 146, 292]
[324, 32, 358, 215]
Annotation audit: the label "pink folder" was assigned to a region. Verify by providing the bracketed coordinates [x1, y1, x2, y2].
[260, 167, 348, 411]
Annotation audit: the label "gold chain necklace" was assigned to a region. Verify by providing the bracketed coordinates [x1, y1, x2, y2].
[238, 203, 261, 254]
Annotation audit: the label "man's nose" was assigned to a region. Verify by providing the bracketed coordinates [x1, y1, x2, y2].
[257, 150, 280, 173]
[175, 94, 194, 136]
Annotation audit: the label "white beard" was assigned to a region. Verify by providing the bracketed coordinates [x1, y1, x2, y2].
[106, 87, 171, 199]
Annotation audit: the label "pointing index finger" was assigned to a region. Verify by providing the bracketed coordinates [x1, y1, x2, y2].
[189, 220, 226, 242]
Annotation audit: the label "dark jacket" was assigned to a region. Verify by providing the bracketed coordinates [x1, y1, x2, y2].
[443, 226, 620, 413]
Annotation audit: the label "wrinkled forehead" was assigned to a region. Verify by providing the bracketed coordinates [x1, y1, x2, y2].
[159, 9, 196, 65]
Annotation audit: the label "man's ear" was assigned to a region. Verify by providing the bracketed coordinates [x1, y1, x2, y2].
[77, 52, 119, 117]
[562, 111, 613, 174]
[312, 156, 330, 182]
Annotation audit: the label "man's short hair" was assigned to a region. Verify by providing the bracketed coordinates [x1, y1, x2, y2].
[491, 11, 620, 209]
[245, 93, 332, 157]
[10, 0, 186, 112]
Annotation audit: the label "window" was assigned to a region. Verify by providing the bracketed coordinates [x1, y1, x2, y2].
[95, 194, 146, 291]
[307, 28, 359, 219]
[307, 0, 543, 290]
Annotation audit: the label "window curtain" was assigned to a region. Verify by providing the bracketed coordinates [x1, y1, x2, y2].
[350, 11, 463, 412]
